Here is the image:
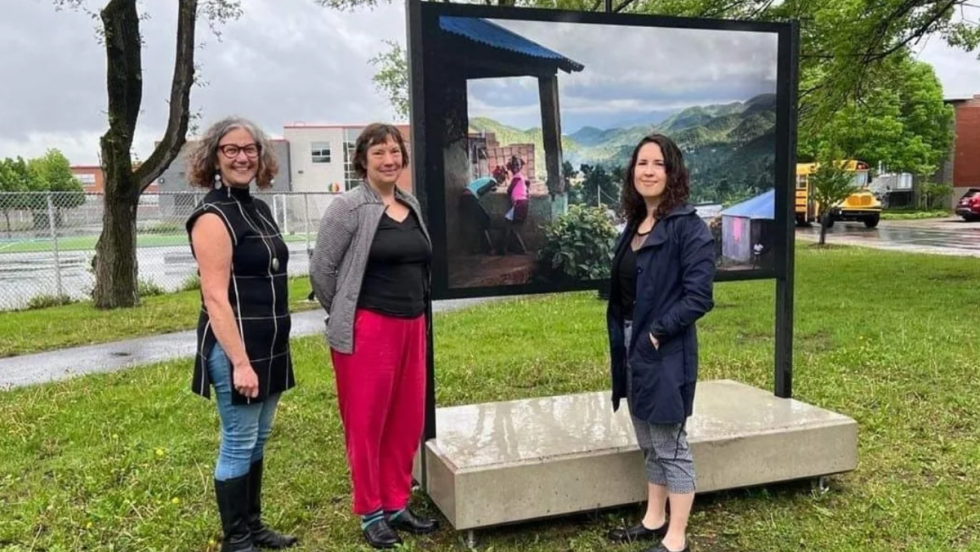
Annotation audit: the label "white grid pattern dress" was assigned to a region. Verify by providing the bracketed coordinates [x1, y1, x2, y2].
[186, 185, 296, 405]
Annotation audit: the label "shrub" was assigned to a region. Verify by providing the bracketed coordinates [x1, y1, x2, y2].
[534, 204, 618, 282]
[138, 278, 166, 297]
[25, 293, 75, 310]
[179, 273, 201, 292]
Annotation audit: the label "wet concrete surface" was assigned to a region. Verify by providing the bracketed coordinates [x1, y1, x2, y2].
[0, 296, 498, 391]
[796, 217, 980, 257]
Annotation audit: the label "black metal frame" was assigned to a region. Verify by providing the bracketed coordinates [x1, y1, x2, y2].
[406, 0, 800, 449]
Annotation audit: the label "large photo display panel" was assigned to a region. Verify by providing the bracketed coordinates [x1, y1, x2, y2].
[408, 1, 797, 300]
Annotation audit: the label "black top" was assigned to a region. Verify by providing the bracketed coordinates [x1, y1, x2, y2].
[616, 241, 638, 321]
[185, 185, 296, 405]
[358, 209, 432, 318]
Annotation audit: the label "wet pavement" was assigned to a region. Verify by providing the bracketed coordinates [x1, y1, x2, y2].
[0, 242, 312, 311]
[796, 217, 980, 257]
[0, 296, 497, 391]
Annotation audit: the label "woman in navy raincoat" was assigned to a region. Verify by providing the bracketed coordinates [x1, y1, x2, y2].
[605, 133, 715, 552]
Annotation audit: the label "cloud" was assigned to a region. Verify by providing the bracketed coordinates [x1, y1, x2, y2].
[464, 18, 778, 130]
[0, 0, 406, 165]
[1, 0, 977, 166]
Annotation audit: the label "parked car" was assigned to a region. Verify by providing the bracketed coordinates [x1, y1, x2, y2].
[955, 188, 980, 222]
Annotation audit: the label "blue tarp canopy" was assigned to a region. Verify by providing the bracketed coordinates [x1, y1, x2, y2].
[721, 188, 775, 220]
[439, 16, 585, 73]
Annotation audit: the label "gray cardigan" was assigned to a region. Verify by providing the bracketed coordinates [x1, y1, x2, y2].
[309, 182, 432, 354]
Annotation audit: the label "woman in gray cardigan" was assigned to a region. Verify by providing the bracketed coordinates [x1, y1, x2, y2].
[310, 123, 437, 550]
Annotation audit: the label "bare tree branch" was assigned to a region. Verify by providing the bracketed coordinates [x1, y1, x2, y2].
[135, 0, 198, 192]
[862, 0, 958, 64]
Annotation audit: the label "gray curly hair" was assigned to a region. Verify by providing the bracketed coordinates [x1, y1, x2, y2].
[186, 116, 279, 189]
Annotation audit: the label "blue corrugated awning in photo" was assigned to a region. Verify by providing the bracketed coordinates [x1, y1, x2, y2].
[439, 16, 585, 73]
[721, 188, 775, 220]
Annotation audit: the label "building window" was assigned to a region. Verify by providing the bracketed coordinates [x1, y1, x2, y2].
[343, 140, 359, 191]
[311, 142, 331, 163]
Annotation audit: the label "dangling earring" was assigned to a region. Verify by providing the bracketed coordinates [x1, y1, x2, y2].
[214, 173, 222, 189]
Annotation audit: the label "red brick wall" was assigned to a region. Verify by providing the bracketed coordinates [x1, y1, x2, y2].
[70, 166, 104, 193]
[953, 97, 980, 187]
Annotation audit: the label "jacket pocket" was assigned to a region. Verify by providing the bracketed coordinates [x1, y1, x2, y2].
[635, 331, 662, 364]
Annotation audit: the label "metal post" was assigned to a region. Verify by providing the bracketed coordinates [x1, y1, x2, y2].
[605, 0, 613, 11]
[774, 22, 800, 399]
[303, 194, 311, 258]
[424, 299, 437, 442]
[46, 193, 63, 297]
[281, 195, 290, 235]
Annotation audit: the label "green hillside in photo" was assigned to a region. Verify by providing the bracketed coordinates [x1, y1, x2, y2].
[470, 93, 777, 206]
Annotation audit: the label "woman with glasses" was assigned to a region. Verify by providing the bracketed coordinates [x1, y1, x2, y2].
[185, 116, 298, 552]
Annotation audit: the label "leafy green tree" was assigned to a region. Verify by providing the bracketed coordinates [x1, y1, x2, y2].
[0, 157, 35, 237]
[810, 155, 857, 246]
[26, 150, 87, 238]
[369, 40, 411, 120]
[574, 164, 621, 208]
[799, 53, 954, 178]
[326, 0, 978, 159]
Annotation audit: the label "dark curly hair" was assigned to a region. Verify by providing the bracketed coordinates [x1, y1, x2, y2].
[621, 133, 690, 225]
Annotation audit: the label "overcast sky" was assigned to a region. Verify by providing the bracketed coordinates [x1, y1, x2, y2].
[1, 0, 978, 165]
[468, 19, 778, 131]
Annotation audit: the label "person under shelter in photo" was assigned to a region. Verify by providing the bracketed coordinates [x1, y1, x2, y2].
[309, 123, 438, 550]
[184, 116, 298, 552]
[605, 133, 716, 552]
[496, 155, 529, 255]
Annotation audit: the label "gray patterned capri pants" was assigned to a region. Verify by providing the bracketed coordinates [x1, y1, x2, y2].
[624, 320, 697, 494]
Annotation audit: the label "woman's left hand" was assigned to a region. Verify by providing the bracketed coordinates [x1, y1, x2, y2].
[649, 333, 659, 350]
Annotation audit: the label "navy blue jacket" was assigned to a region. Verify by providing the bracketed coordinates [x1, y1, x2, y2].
[606, 204, 716, 425]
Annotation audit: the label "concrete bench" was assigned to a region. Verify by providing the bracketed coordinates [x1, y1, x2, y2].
[414, 379, 858, 532]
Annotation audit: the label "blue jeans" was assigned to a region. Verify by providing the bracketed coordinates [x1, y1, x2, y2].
[208, 343, 281, 481]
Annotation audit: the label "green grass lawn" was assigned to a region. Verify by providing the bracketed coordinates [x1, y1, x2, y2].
[0, 277, 316, 358]
[2, 246, 980, 551]
[881, 209, 952, 220]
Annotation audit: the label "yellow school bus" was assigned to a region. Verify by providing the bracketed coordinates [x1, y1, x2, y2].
[795, 160, 881, 228]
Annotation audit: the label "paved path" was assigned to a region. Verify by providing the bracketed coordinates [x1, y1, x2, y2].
[796, 217, 980, 257]
[0, 297, 496, 391]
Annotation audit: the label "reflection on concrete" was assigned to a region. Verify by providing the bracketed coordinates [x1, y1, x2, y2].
[433, 380, 852, 468]
[421, 379, 858, 530]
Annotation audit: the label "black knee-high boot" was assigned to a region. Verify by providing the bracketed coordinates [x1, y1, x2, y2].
[247, 459, 298, 549]
[215, 474, 260, 552]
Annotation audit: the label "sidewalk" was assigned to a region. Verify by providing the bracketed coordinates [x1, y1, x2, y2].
[0, 297, 495, 391]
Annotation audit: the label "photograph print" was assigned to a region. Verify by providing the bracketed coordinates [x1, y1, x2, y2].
[423, 10, 784, 294]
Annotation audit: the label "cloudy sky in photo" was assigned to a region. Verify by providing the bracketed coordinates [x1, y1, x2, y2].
[0, 0, 978, 165]
[468, 18, 779, 132]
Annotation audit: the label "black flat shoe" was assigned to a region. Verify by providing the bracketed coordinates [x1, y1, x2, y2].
[607, 521, 668, 543]
[386, 508, 439, 535]
[642, 543, 690, 552]
[363, 519, 401, 549]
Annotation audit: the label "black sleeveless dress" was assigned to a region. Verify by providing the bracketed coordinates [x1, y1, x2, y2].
[185, 184, 296, 405]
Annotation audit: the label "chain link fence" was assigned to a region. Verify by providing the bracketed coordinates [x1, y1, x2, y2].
[0, 191, 338, 312]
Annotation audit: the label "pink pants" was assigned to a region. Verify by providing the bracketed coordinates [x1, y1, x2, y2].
[331, 308, 427, 515]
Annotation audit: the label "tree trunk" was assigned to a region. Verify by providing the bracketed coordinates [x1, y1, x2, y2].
[93, 181, 140, 308]
[91, 0, 198, 309]
[818, 211, 830, 246]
